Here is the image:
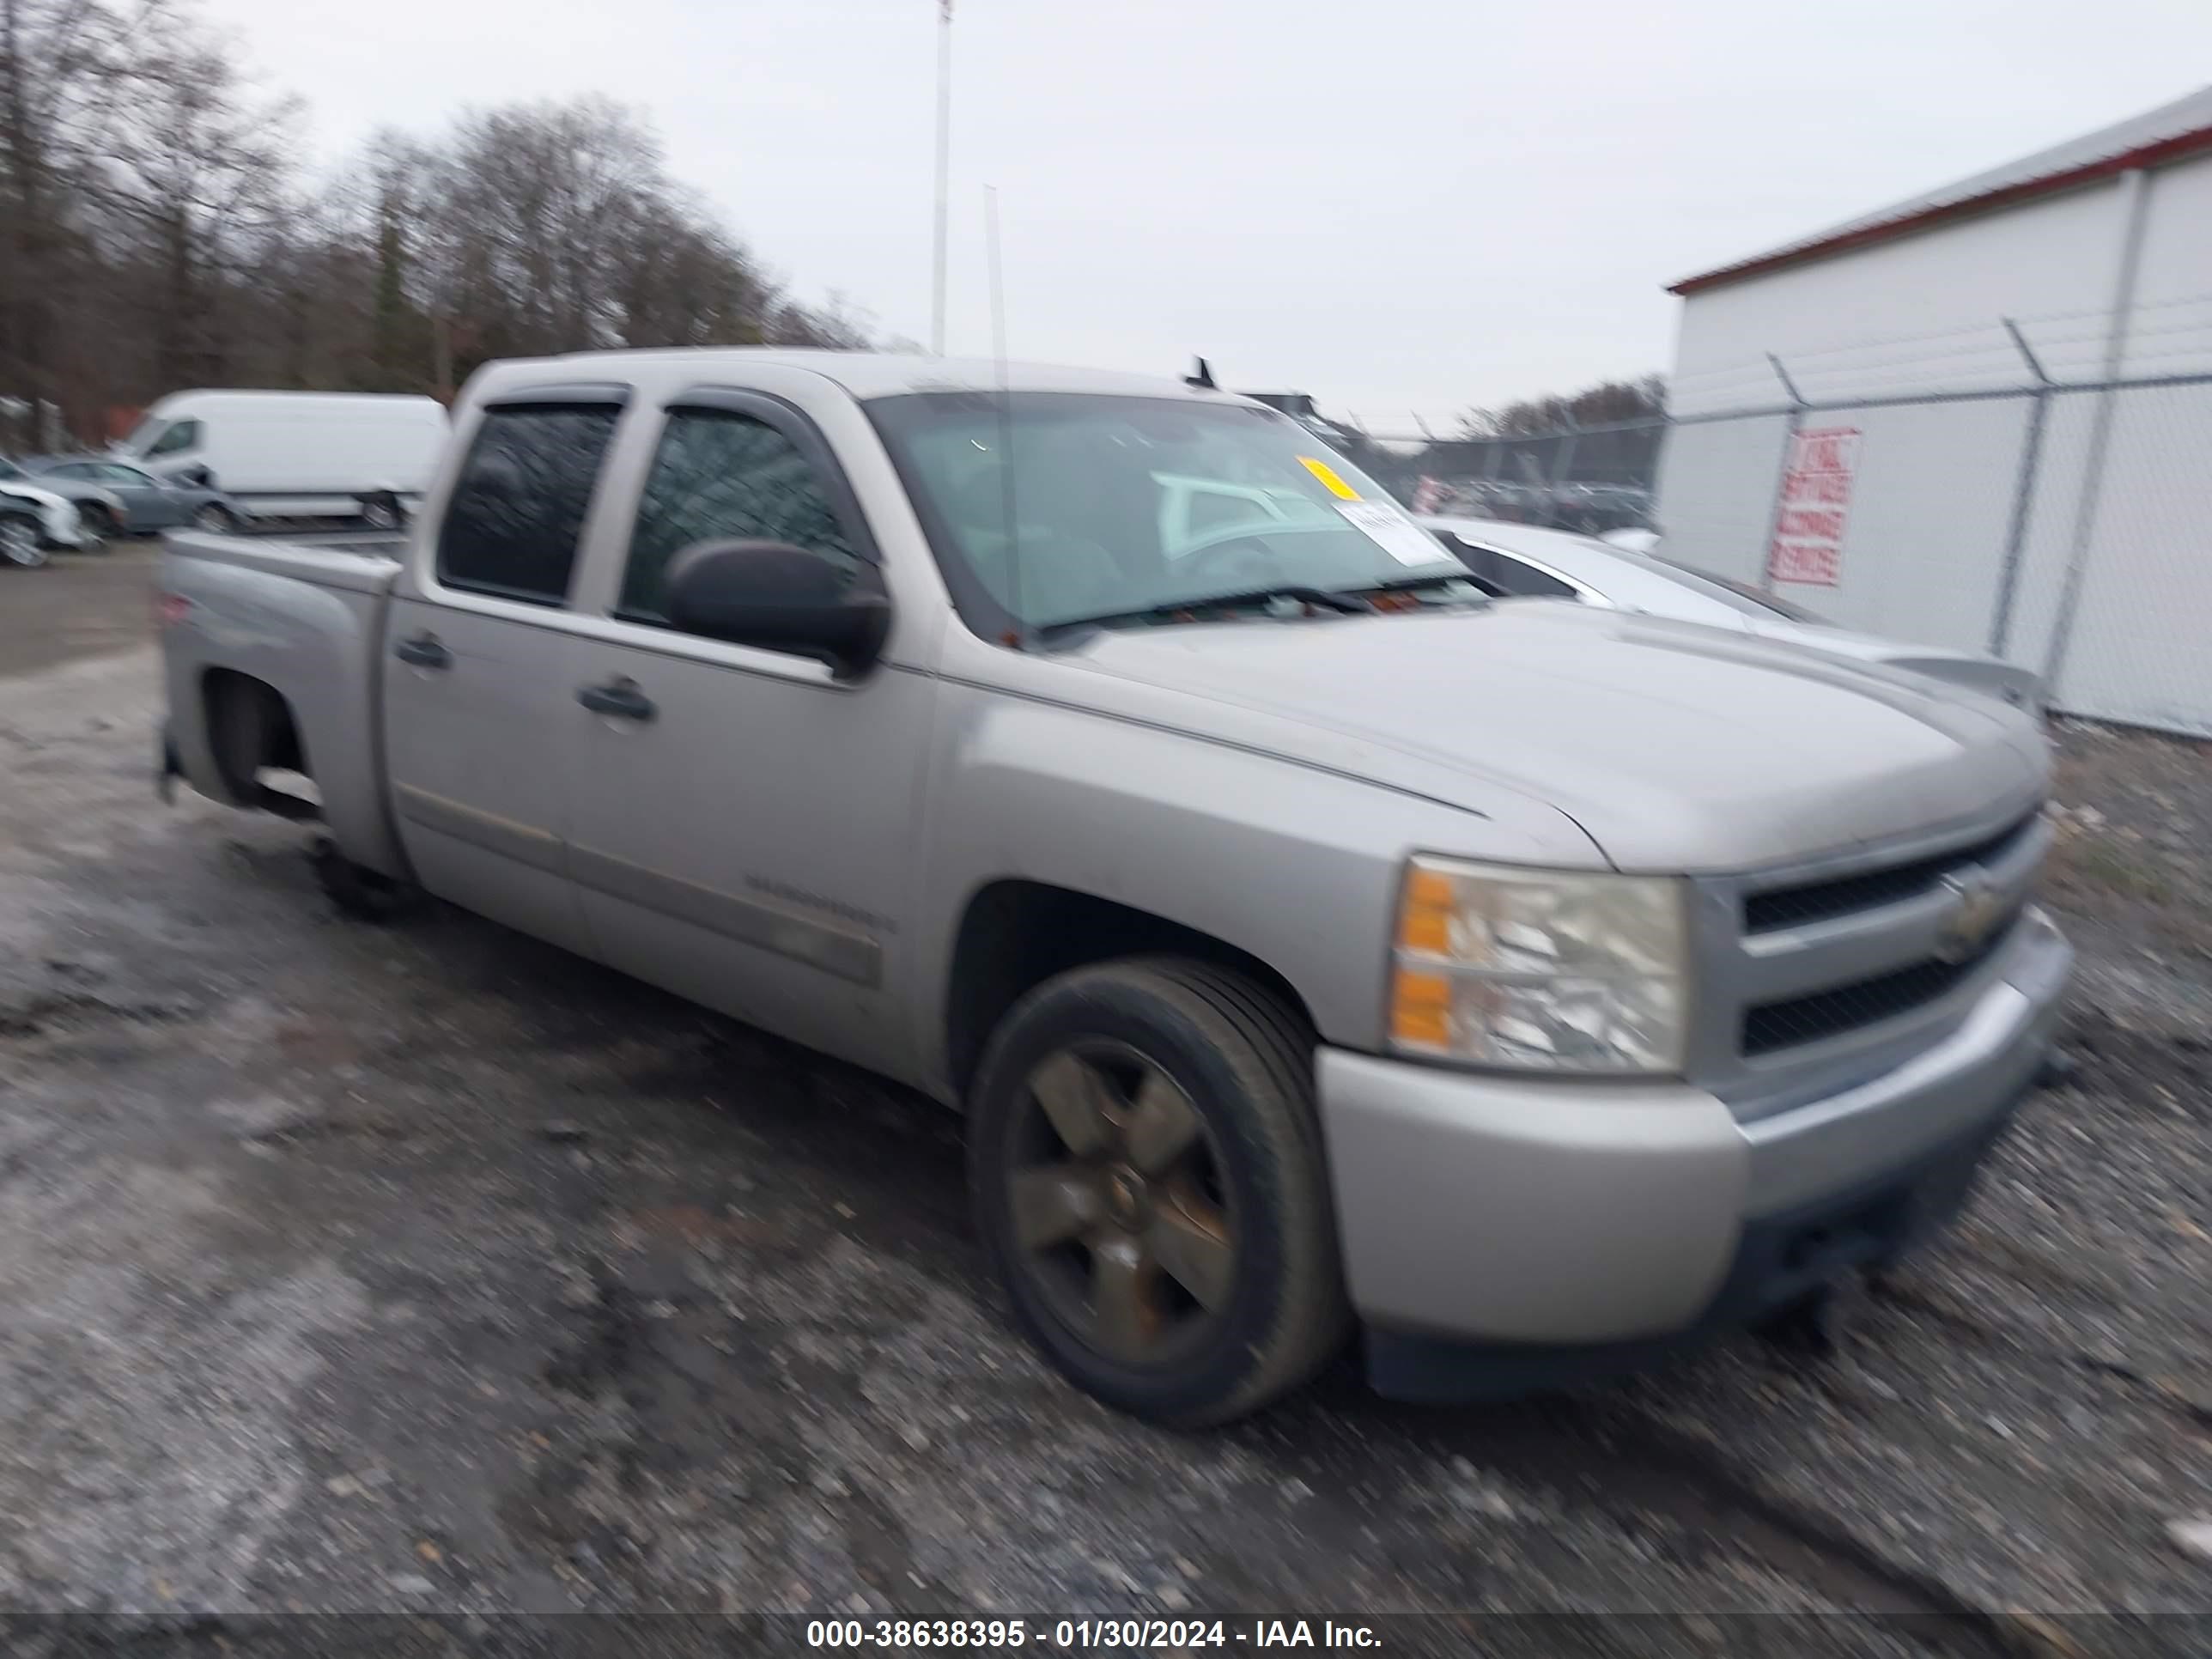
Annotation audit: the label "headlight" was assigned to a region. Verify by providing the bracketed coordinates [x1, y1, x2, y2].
[1389, 856, 1691, 1074]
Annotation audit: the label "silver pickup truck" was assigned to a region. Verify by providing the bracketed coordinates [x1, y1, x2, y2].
[158, 349, 2071, 1425]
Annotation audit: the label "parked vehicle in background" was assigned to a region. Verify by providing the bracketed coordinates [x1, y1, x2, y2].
[159, 349, 2069, 1426]
[115, 391, 448, 528]
[0, 457, 123, 546]
[1422, 514, 2044, 712]
[15, 454, 241, 535]
[0, 473, 98, 567]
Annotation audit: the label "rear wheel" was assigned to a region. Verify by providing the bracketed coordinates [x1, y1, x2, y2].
[0, 516, 46, 568]
[969, 958, 1348, 1427]
[311, 836, 422, 922]
[192, 503, 240, 534]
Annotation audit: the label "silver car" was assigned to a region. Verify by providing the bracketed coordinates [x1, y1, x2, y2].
[16, 454, 240, 537]
[1421, 515, 2044, 712]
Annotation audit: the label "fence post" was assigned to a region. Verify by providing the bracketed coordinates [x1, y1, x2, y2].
[1988, 318, 2052, 658]
[1547, 421, 1580, 527]
[1758, 354, 1807, 589]
[2043, 167, 2152, 696]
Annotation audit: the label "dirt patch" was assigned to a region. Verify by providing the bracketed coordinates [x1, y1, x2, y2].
[0, 544, 160, 681]
[2047, 719, 2212, 963]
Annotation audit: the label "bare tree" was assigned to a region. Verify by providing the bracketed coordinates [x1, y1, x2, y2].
[3, 0, 885, 444]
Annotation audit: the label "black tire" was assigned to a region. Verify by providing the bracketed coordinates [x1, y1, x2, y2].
[78, 504, 118, 548]
[311, 836, 422, 922]
[192, 503, 240, 534]
[359, 495, 404, 532]
[969, 957, 1349, 1427]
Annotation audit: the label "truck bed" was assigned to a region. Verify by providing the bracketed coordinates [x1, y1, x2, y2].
[161, 526, 407, 878]
[164, 526, 406, 593]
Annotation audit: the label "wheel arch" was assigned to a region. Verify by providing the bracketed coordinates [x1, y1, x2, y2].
[201, 666, 307, 799]
[942, 878, 1316, 1103]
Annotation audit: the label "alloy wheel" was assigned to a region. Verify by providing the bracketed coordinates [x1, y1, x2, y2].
[0, 519, 46, 567]
[1006, 1043, 1238, 1366]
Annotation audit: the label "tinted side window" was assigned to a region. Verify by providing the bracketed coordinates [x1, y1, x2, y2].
[619, 410, 860, 624]
[1442, 534, 1578, 599]
[438, 405, 620, 605]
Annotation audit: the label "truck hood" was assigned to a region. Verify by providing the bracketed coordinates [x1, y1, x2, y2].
[1052, 601, 2049, 872]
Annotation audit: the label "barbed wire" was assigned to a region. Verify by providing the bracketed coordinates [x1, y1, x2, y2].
[1668, 289, 2212, 392]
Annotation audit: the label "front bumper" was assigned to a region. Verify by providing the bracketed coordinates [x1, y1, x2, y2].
[1318, 907, 2070, 1401]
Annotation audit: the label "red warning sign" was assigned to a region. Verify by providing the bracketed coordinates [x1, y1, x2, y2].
[1766, 426, 1859, 588]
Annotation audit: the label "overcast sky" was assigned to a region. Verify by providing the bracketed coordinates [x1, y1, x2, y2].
[198, 0, 2212, 430]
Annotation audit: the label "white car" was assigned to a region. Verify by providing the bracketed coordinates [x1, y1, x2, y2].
[1421, 516, 2043, 712]
[0, 477, 95, 567]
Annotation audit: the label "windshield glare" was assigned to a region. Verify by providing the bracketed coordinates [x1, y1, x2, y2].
[869, 392, 1460, 631]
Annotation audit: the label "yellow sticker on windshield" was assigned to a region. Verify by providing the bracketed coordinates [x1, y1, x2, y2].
[1297, 456, 1361, 501]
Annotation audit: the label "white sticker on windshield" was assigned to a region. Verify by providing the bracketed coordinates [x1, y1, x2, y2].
[1338, 501, 1443, 568]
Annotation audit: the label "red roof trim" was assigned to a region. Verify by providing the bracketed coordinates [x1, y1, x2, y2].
[1668, 122, 2212, 295]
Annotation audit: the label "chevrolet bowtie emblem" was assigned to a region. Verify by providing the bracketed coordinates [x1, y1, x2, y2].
[1935, 870, 2007, 963]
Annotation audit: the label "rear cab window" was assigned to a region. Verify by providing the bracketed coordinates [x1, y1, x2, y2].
[437, 404, 622, 606]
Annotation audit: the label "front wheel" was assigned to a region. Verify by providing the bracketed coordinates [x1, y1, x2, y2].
[0, 517, 47, 568]
[969, 958, 1349, 1427]
[78, 505, 118, 549]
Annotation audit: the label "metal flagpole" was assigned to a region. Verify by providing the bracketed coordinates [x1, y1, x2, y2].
[931, 0, 953, 356]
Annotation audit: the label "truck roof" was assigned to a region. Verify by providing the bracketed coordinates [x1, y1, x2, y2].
[500, 348, 1247, 405]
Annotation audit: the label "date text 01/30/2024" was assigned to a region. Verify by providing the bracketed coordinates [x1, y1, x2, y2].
[805, 1619, 1383, 1649]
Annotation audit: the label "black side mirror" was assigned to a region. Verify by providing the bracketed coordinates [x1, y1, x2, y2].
[664, 538, 891, 679]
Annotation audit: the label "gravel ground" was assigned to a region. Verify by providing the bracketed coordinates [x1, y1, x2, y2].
[1, 552, 2208, 1653]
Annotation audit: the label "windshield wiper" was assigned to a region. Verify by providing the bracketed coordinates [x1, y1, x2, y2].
[1040, 584, 1374, 637]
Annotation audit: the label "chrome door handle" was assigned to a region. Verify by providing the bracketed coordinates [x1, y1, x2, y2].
[394, 632, 450, 669]
[576, 678, 655, 722]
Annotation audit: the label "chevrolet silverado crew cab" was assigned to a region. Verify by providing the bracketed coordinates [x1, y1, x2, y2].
[159, 349, 2070, 1426]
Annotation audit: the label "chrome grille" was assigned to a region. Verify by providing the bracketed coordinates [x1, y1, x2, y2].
[1742, 811, 2039, 934]
[1689, 798, 2051, 1117]
[1741, 914, 2021, 1055]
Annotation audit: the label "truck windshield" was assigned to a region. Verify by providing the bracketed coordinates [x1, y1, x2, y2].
[867, 392, 1462, 634]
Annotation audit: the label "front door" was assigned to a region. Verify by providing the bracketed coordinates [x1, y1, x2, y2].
[381, 398, 625, 957]
[96, 463, 182, 529]
[559, 392, 933, 1082]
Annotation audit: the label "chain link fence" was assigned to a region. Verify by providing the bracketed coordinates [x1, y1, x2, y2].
[1353, 324, 2212, 739]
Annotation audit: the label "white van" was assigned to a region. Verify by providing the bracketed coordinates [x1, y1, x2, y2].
[118, 392, 449, 526]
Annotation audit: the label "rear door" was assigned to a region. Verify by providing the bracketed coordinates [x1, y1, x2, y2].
[381, 390, 626, 956]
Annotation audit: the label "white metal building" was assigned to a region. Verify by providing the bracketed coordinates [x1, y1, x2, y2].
[1654, 85, 2212, 735]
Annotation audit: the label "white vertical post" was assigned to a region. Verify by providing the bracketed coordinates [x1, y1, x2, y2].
[2043, 167, 2152, 692]
[931, 0, 953, 356]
